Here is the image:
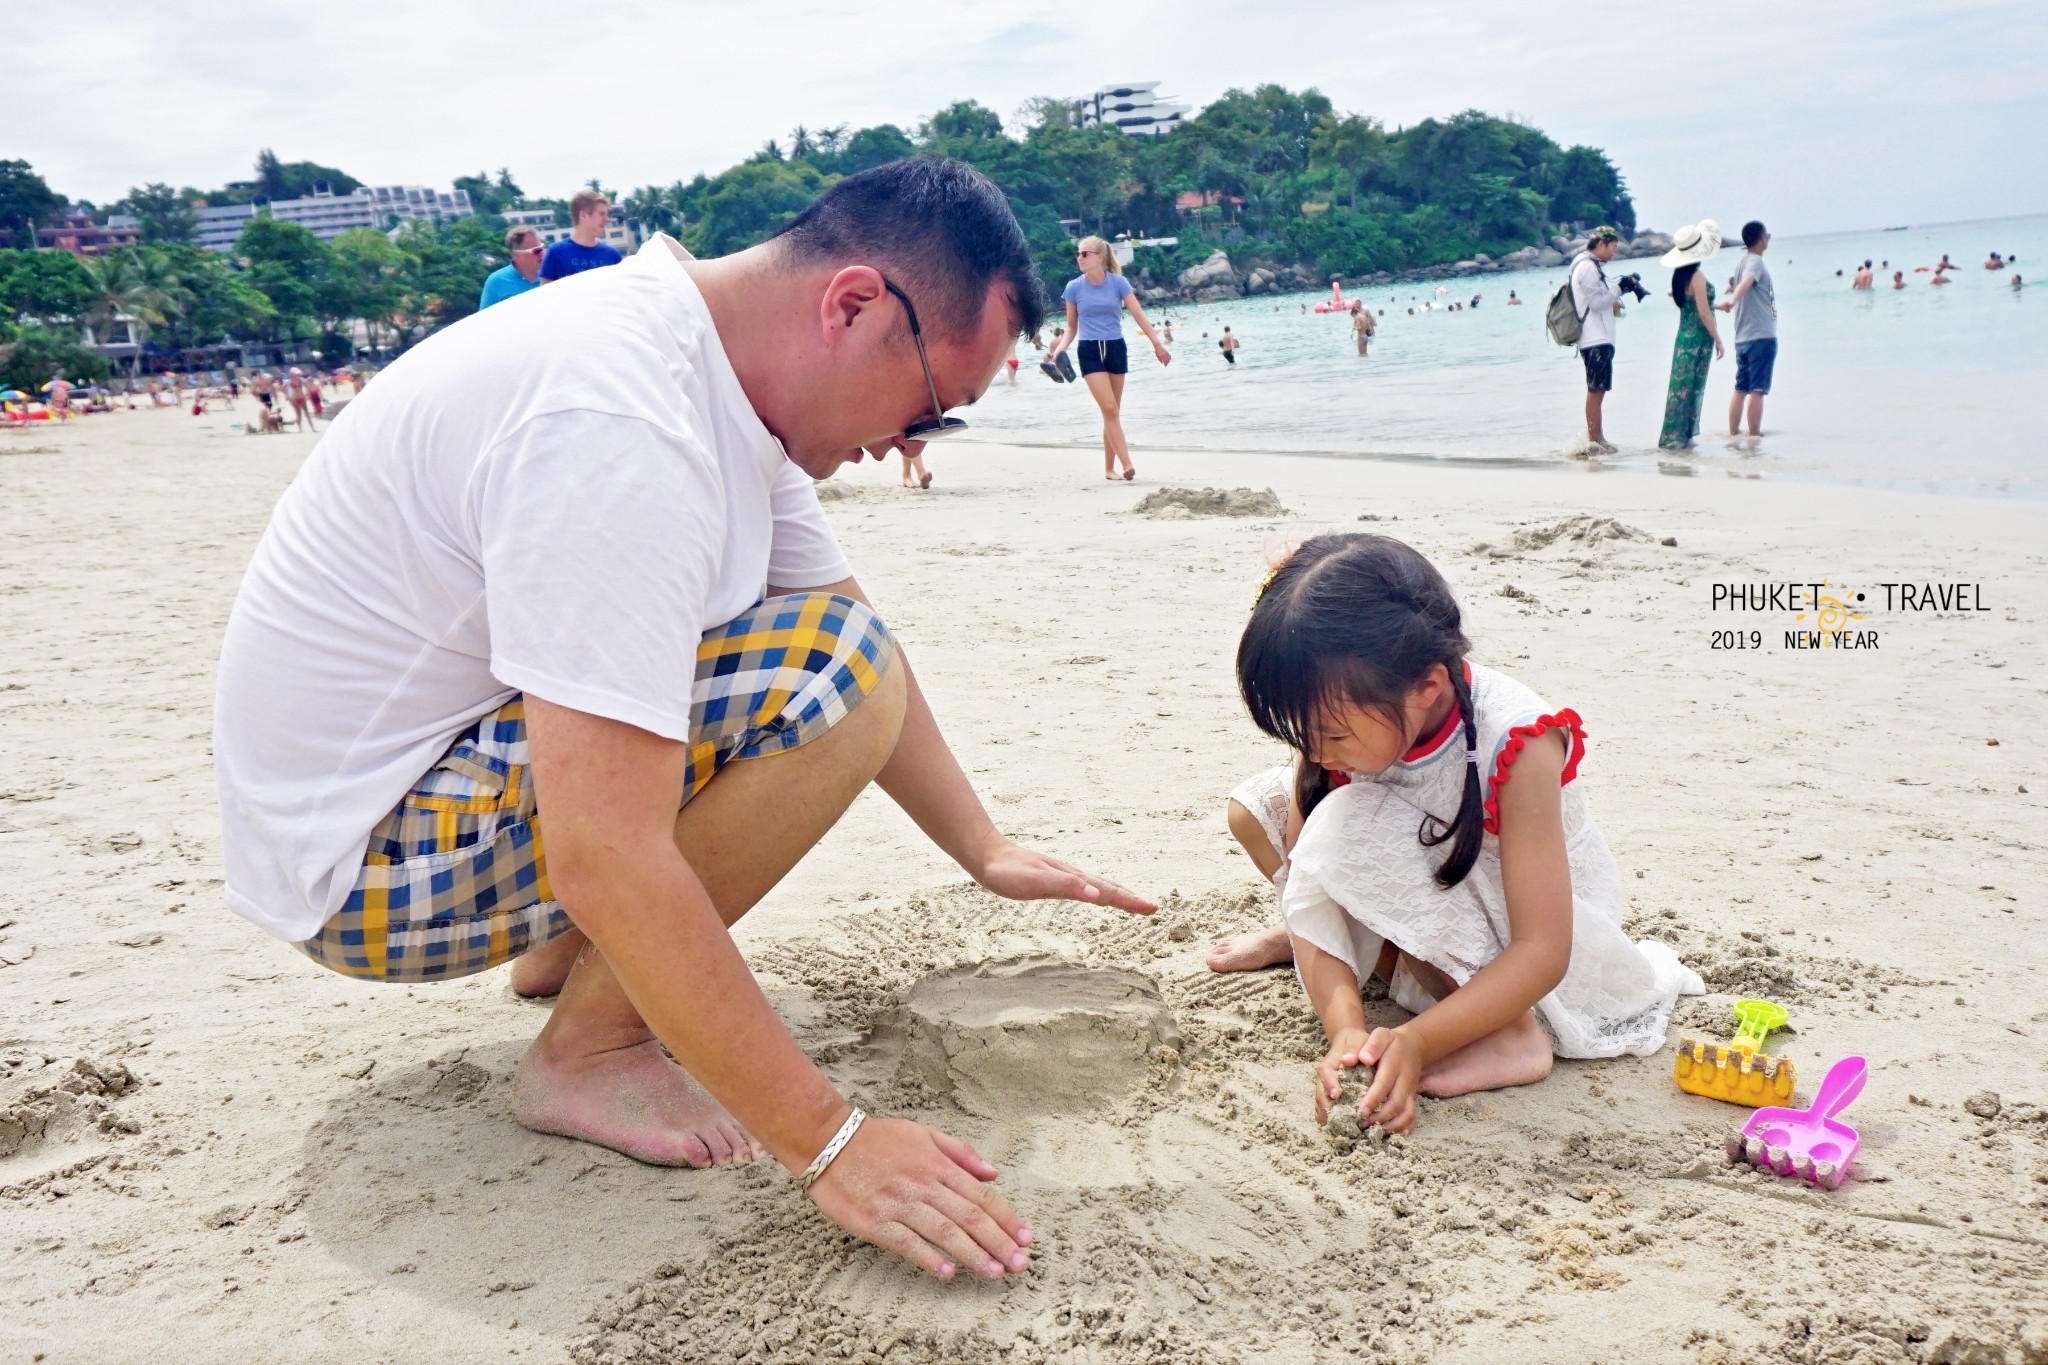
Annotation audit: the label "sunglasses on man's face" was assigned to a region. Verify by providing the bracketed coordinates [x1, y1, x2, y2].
[881, 278, 967, 442]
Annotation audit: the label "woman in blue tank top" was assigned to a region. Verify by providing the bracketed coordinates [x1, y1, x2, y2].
[1048, 236, 1172, 481]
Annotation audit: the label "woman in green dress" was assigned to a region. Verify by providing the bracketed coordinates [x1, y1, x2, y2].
[1659, 221, 1727, 449]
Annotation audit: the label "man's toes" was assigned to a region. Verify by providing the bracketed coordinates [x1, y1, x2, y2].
[676, 1134, 715, 1169]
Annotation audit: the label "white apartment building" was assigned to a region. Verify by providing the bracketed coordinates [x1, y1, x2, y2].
[196, 184, 475, 251]
[1082, 82, 1192, 136]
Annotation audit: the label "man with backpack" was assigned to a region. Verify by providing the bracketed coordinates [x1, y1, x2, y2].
[1552, 225, 1625, 452]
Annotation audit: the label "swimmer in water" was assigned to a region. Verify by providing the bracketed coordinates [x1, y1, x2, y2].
[1219, 327, 1240, 365]
[1892, 270, 1906, 289]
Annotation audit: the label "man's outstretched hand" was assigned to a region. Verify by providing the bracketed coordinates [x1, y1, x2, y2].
[966, 834, 1155, 914]
[806, 1116, 1032, 1280]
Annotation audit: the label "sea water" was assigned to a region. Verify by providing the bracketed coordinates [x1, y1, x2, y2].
[969, 214, 2046, 498]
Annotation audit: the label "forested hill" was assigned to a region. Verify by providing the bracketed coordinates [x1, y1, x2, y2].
[628, 87, 1634, 297]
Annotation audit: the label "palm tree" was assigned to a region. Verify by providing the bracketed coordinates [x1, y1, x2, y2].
[81, 247, 186, 378]
[621, 186, 677, 241]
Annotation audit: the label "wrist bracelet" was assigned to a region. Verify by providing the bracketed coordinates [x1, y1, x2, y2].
[800, 1106, 866, 1190]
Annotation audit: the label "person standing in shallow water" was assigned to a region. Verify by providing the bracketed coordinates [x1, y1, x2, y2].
[1657, 221, 1726, 449]
[1046, 236, 1170, 482]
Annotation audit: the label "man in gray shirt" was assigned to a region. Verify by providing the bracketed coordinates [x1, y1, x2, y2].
[1717, 220, 1776, 436]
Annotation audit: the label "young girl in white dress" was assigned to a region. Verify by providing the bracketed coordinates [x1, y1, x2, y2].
[1227, 534, 1700, 1133]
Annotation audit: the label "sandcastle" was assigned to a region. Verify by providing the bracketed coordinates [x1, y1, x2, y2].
[884, 955, 1182, 1118]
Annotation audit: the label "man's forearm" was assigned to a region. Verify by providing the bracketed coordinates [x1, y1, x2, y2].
[873, 646, 1002, 869]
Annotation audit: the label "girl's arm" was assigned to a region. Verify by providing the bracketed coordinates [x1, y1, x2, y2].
[1358, 732, 1573, 1123]
[1297, 933, 1372, 1123]
[1691, 274, 1724, 356]
[1051, 301, 1078, 355]
[1122, 293, 1172, 365]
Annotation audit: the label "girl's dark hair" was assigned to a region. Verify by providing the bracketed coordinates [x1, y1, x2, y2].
[1670, 262, 1700, 307]
[1236, 533, 1483, 888]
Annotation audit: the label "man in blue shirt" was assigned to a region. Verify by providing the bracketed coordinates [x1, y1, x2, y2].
[478, 226, 546, 309]
[541, 190, 624, 281]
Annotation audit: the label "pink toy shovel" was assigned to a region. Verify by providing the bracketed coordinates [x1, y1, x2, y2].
[1724, 1055, 1866, 1190]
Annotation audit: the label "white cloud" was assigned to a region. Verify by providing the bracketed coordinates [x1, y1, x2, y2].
[6, 0, 2042, 234]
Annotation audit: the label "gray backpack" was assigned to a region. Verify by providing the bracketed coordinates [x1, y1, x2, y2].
[1546, 256, 1596, 347]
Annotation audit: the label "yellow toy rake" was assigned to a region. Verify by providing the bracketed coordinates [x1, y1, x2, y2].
[1674, 999, 1796, 1105]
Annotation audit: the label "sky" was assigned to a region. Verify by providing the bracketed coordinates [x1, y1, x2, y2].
[8, 0, 2044, 238]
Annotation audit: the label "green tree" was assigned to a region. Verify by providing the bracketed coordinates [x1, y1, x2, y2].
[686, 160, 833, 257]
[621, 185, 680, 239]
[0, 323, 111, 390]
[0, 160, 65, 246]
[327, 228, 406, 348]
[454, 170, 524, 215]
[155, 247, 275, 350]
[213, 151, 362, 206]
[831, 124, 915, 175]
[112, 182, 201, 244]
[78, 247, 187, 375]
[0, 248, 98, 321]
[236, 216, 332, 339]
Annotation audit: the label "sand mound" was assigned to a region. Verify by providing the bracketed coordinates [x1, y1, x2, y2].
[0, 1051, 141, 1160]
[1133, 486, 1288, 519]
[885, 956, 1180, 1118]
[1471, 514, 1652, 558]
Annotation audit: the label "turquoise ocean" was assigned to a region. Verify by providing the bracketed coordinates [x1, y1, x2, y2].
[968, 214, 2046, 498]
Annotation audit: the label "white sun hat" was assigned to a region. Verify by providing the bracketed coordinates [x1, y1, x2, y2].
[1662, 220, 1722, 266]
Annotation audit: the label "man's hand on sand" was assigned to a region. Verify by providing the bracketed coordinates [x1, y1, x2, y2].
[967, 835, 1155, 914]
[806, 1116, 1032, 1280]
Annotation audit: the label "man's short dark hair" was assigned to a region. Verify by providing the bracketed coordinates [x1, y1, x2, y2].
[772, 157, 1046, 343]
[1742, 220, 1768, 249]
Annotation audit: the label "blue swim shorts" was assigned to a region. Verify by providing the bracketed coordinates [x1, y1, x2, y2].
[1735, 338, 1778, 394]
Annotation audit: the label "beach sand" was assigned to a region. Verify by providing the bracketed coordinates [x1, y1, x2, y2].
[2, 406, 2044, 1364]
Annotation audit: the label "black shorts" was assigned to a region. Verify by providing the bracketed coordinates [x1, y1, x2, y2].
[1580, 343, 1614, 393]
[256, 391, 275, 407]
[1077, 339, 1128, 376]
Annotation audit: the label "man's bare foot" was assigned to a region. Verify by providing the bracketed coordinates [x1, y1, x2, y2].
[1206, 922, 1294, 973]
[509, 926, 584, 998]
[1417, 1010, 1553, 1098]
[512, 1036, 762, 1168]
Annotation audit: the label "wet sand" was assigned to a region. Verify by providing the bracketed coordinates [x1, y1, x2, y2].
[2, 405, 2044, 1364]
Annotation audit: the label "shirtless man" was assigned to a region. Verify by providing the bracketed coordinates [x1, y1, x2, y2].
[1350, 300, 1375, 356]
[1852, 260, 1873, 289]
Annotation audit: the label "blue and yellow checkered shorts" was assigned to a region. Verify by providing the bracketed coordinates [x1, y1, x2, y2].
[296, 592, 895, 983]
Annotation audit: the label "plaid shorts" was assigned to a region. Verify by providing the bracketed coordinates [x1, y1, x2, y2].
[296, 592, 895, 983]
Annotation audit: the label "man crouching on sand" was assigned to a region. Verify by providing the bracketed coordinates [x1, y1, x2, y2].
[213, 159, 1152, 1283]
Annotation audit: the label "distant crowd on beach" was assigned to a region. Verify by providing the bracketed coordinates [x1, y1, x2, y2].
[3, 364, 373, 432]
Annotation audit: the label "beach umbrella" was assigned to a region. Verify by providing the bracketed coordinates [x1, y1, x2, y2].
[0, 389, 26, 400]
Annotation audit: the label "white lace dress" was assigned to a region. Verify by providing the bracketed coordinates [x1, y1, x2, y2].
[1229, 662, 1702, 1059]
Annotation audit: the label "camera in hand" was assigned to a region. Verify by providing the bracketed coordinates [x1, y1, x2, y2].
[1616, 273, 1649, 302]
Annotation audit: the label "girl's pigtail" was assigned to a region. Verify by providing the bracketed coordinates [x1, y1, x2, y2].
[1418, 663, 1485, 888]
[1292, 755, 1334, 827]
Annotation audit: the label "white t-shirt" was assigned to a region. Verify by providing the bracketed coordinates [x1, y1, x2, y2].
[1570, 255, 1619, 349]
[214, 238, 851, 942]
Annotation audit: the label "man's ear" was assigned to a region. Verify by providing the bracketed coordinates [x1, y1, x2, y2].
[820, 265, 887, 338]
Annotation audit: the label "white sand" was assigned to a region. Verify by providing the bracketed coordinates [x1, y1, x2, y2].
[2, 405, 2044, 1364]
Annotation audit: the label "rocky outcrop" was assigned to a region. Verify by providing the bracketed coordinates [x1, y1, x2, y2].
[1176, 249, 1240, 300]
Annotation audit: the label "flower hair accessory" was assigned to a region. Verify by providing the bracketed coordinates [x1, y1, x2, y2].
[1252, 562, 1286, 609]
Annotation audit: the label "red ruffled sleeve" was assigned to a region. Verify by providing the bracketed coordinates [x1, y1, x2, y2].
[1482, 710, 1586, 834]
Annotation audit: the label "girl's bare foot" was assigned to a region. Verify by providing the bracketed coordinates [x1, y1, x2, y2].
[509, 926, 585, 998]
[1123, 468, 1136, 481]
[1206, 922, 1294, 973]
[919, 472, 932, 489]
[512, 1035, 762, 1168]
[1417, 1010, 1553, 1097]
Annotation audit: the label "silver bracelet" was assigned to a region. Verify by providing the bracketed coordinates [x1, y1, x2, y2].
[800, 1106, 866, 1190]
